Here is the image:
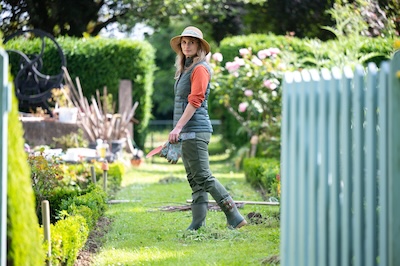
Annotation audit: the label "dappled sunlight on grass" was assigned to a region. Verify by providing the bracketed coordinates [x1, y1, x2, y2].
[93, 246, 189, 265]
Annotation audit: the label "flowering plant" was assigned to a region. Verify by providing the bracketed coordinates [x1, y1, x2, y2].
[209, 47, 290, 155]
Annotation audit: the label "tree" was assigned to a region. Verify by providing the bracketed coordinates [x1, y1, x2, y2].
[0, 0, 176, 37]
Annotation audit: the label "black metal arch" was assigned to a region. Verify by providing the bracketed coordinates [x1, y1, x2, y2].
[4, 29, 67, 115]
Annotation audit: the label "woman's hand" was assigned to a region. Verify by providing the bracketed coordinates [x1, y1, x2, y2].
[169, 127, 181, 143]
[169, 103, 197, 143]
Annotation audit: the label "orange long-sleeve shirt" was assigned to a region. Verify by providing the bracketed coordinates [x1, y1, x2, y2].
[188, 65, 210, 108]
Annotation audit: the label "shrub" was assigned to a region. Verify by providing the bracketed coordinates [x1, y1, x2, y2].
[243, 157, 280, 198]
[47, 215, 89, 266]
[59, 185, 107, 224]
[210, 46, 289, 154]
[65, 161, 125, 196]
[7, 77, 45, 265]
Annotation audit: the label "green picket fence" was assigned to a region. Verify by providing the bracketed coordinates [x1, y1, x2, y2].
[280, 50, 400, 266]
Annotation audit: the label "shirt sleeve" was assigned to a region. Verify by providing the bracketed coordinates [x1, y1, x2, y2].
[188, 65, 210, 108]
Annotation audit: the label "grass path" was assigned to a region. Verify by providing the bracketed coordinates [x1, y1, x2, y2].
[91, 137, 280, 265]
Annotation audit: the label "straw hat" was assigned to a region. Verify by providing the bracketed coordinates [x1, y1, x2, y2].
[170, 26, 210, 54]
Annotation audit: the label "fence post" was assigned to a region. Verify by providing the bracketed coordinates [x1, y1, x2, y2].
[388, 50, 400, 266]
[102, 160, 108, 192]
[90, 165, 96, 183]
[0, 48, 11, 266]
[42, 200, 51, 266]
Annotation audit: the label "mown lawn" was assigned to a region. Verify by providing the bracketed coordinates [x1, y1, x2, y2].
[91, 134, 280, 266]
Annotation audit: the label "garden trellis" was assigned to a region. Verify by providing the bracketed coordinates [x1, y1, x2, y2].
[280, 50, 400, 266]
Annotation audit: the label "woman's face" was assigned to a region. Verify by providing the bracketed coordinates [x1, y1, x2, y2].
[180, 37, 200, 57]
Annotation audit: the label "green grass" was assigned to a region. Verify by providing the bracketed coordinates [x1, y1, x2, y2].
[92, 134, 280, 266]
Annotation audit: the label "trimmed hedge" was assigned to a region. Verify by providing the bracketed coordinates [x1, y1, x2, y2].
[59, 185, 107, 230]
[4, 36, 156, 148]
[243, 157, 280, 198]
[47, 215, 89, 266]
[218, 33, 394, 67]
[7, 77, 45, 264]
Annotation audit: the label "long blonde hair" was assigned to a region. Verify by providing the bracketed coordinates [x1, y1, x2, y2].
[174, 39, 208, 79]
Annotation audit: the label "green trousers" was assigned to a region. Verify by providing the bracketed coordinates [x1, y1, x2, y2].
[181, 132, 229, 203]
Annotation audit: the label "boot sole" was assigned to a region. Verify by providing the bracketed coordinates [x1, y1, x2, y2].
[235, 219, 247, 229]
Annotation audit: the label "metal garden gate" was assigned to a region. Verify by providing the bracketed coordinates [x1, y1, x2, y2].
[280, 50, 400, 266]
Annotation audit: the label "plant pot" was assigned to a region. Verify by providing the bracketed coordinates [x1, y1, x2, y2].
[131, 158, 143, 167]
[58, 107, 78, 123]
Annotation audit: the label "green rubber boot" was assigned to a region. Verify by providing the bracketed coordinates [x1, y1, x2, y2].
[187, 191, 208, 230]
[218, 196, 247, 229]
[187, 202, 208, 230]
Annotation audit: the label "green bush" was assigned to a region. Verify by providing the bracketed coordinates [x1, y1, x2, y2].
[4, 36, 156, 148]
[65, 161, 125, 196]
[59, 185, 107, 227]
[43, 186, 81, 224]
[213, 33, 395, 156]
[243, 157, 280, 198]
[6, 72, 45, 265]
[48, 215, 89, 266]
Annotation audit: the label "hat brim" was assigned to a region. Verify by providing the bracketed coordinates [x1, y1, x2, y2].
[170, 35, 210, 55]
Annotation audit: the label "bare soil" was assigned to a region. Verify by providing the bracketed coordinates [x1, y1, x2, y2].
[74, 216, 112, 266]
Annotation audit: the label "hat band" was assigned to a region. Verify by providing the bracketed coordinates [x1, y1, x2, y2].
[181, 30, 202, 38]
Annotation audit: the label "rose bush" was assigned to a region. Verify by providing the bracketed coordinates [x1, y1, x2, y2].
[209, 47, 292, 158]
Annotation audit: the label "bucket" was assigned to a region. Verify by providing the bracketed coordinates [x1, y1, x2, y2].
[58, 107, 78, 123]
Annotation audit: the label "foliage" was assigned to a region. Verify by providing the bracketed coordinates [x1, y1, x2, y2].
[46, 215, 89, 266]
[2, 0, 398, 48]
[52, 129, 88, 150]
[300, 0, 397, 69]
[0, 0, 253, 39]
[28, 152, 70, 216]
[243, 0, 336, 40]
[5, 36, 156, 148]
[7, 71, 45, 265]
[243, 157, 281, 198]
[59, 185, 107, 230]
[65, 161, 125, 196]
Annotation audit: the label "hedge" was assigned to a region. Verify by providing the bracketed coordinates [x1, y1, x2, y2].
[243, 157, 280, 198]
[7, 77, 45, 265]
[4, 36, 156, 148]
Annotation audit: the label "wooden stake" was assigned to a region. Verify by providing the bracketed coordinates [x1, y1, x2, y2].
[186, 199, 279, 206]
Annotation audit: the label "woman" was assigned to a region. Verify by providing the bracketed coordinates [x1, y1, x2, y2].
[168, 26, 247, 230]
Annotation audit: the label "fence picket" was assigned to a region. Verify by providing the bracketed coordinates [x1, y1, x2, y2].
[388, 51, 400, 266]
[365, 63, 379, 266]
[378, 61, 389, 266]
[281, 51, 400, 266]
[340, 66, 354, 266]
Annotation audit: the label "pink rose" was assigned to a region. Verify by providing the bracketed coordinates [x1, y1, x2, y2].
[225, 61, 241, 73]
[257, 48, 281, 59]
[244, 90, 253, 97]
[212, 52, 223, 62]
[234, 57, 245, 66]
[238, 102, 249, 112]
[257, 49, 271, 60]
[263, 79, 278, 90]
[239, 48, 251, 56]
[251, 56, 263, 66]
